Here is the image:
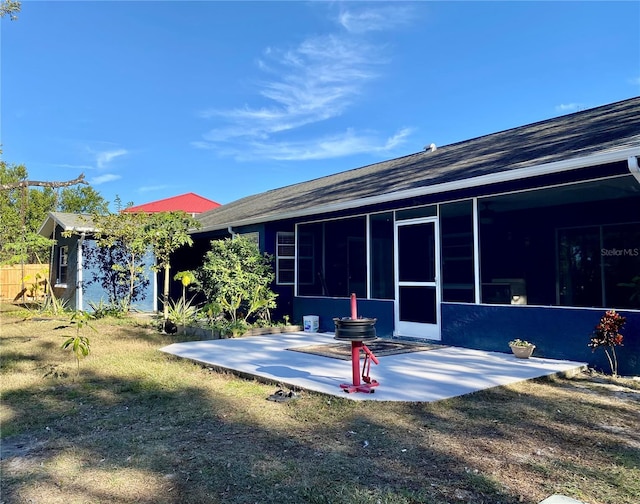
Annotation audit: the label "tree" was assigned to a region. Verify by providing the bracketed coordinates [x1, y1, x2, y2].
[0, 162, 27, 262]
[90, 211, 152, 311]
[0, 0, 20, 20]
[0, 161, 55, 264]
[196, 236, 277, 324]
[59, 186, 109, 214]
[0, 160, 106, 264]
[2, 234, 54, 266]
[0, 172, 87, 191]
[83, 241, 150, 309]
[146, 211, 201, 322]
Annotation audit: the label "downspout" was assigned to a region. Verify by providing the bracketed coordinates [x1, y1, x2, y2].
[628, 156, 640, 185]
[228, 226, 237, 238]
[48, 225, 56, 299]
[77, 232, 86, 311]
[153, 261, 158, 313]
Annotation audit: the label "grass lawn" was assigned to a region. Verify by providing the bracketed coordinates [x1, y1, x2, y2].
[1, 305, 639, 504]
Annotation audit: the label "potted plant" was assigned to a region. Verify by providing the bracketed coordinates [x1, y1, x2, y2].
[508, 339, 535, 359]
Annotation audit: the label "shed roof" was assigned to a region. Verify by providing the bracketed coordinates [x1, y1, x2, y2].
[124, 192, 220, 214]
[196, 97, 640, 234]
[38, 212, 96, 237]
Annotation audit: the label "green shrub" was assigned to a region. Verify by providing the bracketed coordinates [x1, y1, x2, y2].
[88, 298, 127, 319]
[195, 236, 277, 324]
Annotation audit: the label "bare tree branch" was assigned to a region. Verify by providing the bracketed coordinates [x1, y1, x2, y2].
[0, 173, 88, 191]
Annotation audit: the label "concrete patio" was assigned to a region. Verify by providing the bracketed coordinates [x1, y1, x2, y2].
[160, 331, 586, 402]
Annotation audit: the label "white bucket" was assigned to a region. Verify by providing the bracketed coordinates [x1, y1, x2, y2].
[303, 315, 319, 333]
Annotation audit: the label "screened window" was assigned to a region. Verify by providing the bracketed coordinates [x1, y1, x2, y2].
[440, 200, 475, 303]
[276, 232, 295, 285]
[297, 217, 366, 298]
[558, 223, 640, 309]
[479, 178, 640, 307]
[297, 227, 318, 289]
[370, 212, 394, 299]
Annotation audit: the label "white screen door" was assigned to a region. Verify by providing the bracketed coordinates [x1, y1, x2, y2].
[394, 217, 441, 340]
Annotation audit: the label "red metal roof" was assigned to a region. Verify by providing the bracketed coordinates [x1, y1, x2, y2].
[124, 193, 221, 214]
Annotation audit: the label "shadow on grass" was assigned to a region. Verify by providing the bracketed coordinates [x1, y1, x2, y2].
[0, 338, 59, 373]
[395, 378, 640, 503]
[1, 355, 524, 504]
[2, 319, 639, 504]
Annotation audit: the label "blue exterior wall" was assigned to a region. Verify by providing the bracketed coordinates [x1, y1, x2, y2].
[291, 299, 640, 375]
[293, 297, 395, 336]
[81, 241, 155, 312]
[51, 231, 156, 312]
[441, 303, 639, 376]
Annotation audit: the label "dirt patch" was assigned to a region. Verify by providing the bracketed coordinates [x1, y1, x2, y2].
[1, 434, 48, 460]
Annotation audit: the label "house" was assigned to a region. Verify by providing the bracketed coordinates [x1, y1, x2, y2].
[189, 97, 640, 375]
[123, 192, 220, 216]
[37, 212, 157, 312]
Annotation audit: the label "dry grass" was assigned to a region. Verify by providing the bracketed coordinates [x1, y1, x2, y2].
[1, 305, 639, 504]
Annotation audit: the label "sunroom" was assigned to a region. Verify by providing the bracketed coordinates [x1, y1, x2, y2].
[292, 157, 638, 314]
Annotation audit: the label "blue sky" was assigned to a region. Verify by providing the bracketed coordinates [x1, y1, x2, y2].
[2, 1, 639, 209]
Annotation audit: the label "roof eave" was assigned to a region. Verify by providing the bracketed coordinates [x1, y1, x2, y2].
[37, 212, 97, 237]
[197, 146, 640, 234]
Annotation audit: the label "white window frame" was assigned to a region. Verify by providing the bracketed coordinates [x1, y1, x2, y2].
[57, 245, 69, 286]
[276, 231, 295, 285]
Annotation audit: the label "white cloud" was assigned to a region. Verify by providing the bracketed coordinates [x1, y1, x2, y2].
[138, 184, 171, 193]
[555, 103, 584, 113]
[630, 76, 640, 86]
[54, 163, 94, 171]
[200, 34, 382, 143]
[338, 5, 413, 34]
[195, 5, 414, 160]
[191, 140, 215, 150]
[95, 149, 128, 169]
[91, 173, 122, 185]
[229, 127, 412, 162]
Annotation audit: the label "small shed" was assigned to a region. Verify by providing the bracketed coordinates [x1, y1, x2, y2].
[38, 212, 156, 312]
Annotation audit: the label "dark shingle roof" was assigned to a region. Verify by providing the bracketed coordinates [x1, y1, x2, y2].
[197, 97, 640, 233]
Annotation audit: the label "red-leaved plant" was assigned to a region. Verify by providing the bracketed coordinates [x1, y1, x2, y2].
[588, 310, 626, 377]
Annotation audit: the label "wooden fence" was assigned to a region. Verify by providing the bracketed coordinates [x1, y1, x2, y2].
[0, 264, 49, 301]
